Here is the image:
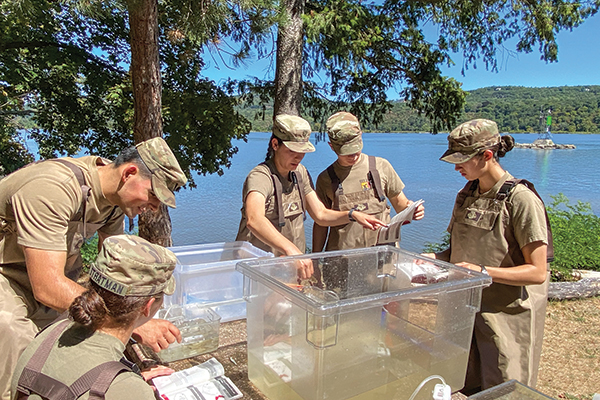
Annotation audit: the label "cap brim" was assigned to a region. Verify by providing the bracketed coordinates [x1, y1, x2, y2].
[151, 175, 177, 208]
[439, 149, 478, 164]
[283, 141, 315, 153]
[163, 275, 176, 296]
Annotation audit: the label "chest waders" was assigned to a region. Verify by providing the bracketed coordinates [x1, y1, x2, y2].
[16, 320, 140, 400]
[263, 161, 308, 229]
[454, 177, 552, 390]
[456, 178, 554, 262]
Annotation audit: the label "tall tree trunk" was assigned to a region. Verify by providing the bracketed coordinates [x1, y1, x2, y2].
[127, 0, 173, 246]
[273, 0, 305, 116]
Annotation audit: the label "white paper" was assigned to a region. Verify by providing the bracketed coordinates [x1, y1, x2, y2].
[376, 199, 424, 245]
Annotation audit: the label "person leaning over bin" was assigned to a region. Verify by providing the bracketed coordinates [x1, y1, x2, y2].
[422, 119, 551, 394]
[11, 234, 177, 400]
[0, 137, 187, 400]
[312, 111, 424, 252]
[235, 114, 385, 276]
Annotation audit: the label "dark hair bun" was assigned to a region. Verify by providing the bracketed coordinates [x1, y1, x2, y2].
[69, 290, 107, 329]
[498, 135, 515, 157]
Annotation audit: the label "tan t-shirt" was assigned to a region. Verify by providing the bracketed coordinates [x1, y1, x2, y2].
[315, 154, 405, 249]
[236, 161, 314, 255]
[0, 157, 124, 288]
[11, 321, 154, 400]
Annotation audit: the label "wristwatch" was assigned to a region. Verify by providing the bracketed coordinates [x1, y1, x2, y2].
[479, 264, 489, 275]
[348, 208, 357, 222]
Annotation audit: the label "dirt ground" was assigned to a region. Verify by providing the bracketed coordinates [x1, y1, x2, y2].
[169, 297, 600, 400]
[537, 296, 600, 399]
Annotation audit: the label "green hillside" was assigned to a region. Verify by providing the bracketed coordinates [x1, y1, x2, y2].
[239, 85, 600, 133]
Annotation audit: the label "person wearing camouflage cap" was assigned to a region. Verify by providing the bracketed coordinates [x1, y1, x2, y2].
[425, 118, 550, 393]
[236, 114, 385, 277]
[312, 111, 424, 253]
[0, 136, 185, 399]
[12, 235, 178, 400]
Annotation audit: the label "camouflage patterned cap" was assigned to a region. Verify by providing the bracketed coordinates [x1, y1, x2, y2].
[326, 112, 363, 156]
[136, 137, 187, 208]
[89, 234, 177, 296]
[272, 114, 315, 153]
[440, 119, 501, 164]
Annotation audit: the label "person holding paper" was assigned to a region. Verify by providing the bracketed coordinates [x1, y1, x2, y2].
[312, 112, 424, 252]
[11, 235, 178, 400]
[423, 119, 550, 394]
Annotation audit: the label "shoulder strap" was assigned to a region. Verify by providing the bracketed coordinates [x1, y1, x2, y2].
[17, 321, 134, 400]
[367, 156, 386, 202]
[456, 180, 479, 207]
[261, 162, 285, 227]
[326, 165, 341, 211]
[290, 171, 307, 221]
[500, 179, 555, 263]
[51, 159, 92, 238]
[17, 320, 73, 399]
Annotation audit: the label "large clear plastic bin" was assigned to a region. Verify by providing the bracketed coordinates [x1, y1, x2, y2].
[166, 241, 272, 322]
[236, 246, 492, 400]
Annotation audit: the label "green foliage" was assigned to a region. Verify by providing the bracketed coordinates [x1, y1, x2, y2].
[547, 194, 600, 279]
[0, 0, 275, 180]
[80, 233, 99, 273]
[422, 232, 450, 254]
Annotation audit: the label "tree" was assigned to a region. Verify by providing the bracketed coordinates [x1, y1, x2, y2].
[0, 0, 272, 242]
[247, 0, 599, 133]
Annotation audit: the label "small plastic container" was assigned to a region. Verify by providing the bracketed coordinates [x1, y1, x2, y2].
[166, 241, 272, 322]
[237, 246, 492, 400]
[156, 304, 221, 363]
[468, 380, 555, 399]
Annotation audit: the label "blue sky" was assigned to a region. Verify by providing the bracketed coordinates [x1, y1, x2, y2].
[202, 12, 600, 97]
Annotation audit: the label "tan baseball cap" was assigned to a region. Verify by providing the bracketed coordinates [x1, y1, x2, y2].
[326, 112, 363, 156]
[440, 119, 501, 164]
[89, 234, 177, 296]
[272, 114, 315, 153]
[136, 137, 187, 208]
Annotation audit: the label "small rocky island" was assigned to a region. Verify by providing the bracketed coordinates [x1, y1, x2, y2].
[514, 138, 576, 149]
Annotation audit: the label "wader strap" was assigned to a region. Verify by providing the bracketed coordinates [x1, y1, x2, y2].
[51, 159, 92, 238]
[499, 179, 555, 263]
[17, 319, 134, 400]
[261, 162, 286, 228]
[367, 156, 385, 202]
[456, 180, 479, 207]
[326, 165, 341, 210]
[291, 171, 307, 221]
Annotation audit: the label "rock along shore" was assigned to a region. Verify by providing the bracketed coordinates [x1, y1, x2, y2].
[514, 138, 576, 149]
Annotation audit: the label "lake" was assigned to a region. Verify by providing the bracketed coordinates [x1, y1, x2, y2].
[169, 132, 599, 253]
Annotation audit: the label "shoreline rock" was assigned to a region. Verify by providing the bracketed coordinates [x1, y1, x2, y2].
[515, 138, 576, 149]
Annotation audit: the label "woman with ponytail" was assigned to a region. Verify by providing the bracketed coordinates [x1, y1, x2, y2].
[424, 119, 550, 394]
[11, 235, 178, 399]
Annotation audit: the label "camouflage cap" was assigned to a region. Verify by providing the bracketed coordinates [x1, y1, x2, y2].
[272, 114, 315, 153]
[440, 119, 501, 164]
[89, 234, 177, 297]
[326, 112, 363, 156]
[136, 137, 187, 208]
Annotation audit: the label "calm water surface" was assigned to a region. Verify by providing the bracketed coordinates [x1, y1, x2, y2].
[170, 133, 599, 253]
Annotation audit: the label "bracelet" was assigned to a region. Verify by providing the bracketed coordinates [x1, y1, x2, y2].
[479, 264, 489, 275]
[348, 208, 357, 222]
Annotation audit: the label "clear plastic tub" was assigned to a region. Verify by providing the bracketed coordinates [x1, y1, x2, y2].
[156, 304, 221, 363]
[236, 246, 492, 400]
[166, 241, 272, 322]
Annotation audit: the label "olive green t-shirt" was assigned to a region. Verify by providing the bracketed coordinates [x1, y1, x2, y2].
[11, 321, 155, 400]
